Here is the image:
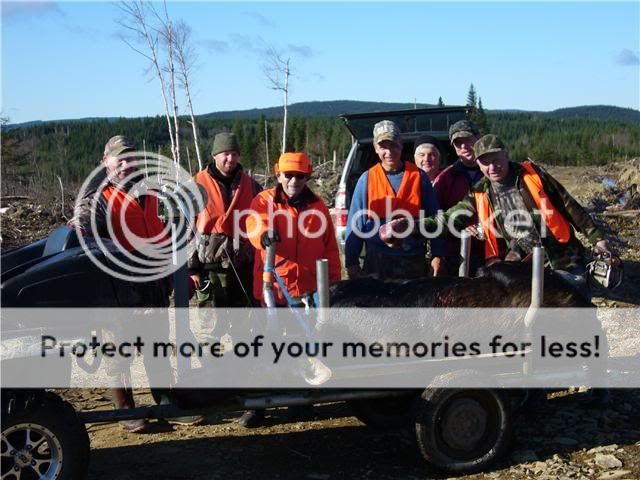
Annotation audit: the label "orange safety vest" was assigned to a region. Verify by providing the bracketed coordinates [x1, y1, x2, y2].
[101, 185, 165, 252]
[367, 162, 422, 219]
[194, 170, 254, 237]
[473, 161, 572, 259]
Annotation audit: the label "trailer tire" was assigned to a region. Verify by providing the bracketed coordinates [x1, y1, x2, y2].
[415, 386, 512, 474]
[1, 390, 90, 480]
[350, 393, 418, 430]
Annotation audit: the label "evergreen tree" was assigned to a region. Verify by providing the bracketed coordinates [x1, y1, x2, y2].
[437, 97, 444, 107]
[466, 84, 478, 108]
[475, 97, 489, 134]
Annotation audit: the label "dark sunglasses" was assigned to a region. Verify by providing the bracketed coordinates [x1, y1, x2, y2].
[283, 172, 307, 180]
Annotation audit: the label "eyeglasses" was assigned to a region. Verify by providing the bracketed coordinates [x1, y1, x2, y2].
[476, 155, 502, 167]
[283, 172, 307, 180]
[452, 137, 475, 148]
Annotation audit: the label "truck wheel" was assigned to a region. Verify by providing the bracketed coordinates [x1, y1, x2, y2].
[350, 393, 418, 429]
[1, 390, 90, 480]
[415, 387, 512, 474]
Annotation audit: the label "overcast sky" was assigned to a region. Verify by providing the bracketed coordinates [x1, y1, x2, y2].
[2, 1, 639, 123]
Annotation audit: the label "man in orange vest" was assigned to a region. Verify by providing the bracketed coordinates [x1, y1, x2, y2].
[70, 135, 204, 432]
[188, 132, 262, 311]
[345, 120, 445, 279]
[381, 134, 615, 295]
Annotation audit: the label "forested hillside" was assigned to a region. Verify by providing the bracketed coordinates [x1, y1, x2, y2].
[2, 103, 639, 198]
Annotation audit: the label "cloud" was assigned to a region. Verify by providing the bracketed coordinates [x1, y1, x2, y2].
[202, 39, 231, 54]
[311, 72, 326, 81]
[201, 35, 267, 56]
[614, 49, 639, 66]
[202, 35, 317, 63]
[241, 11, 275, 28]
[2, 1, 61, 21]
[229, 33, 265, 55]
[286, 44, 316, 59]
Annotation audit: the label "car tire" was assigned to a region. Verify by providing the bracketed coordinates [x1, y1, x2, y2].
[1, 390, 90, 480]
[415, 380, 512, 474]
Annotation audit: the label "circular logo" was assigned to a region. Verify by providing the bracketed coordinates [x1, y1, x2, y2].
[74, 152, 205, 283]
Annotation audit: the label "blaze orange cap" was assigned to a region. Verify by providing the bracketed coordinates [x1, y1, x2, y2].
[276, 152, 312, 175]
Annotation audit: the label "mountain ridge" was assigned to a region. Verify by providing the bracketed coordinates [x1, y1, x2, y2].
[6, 101, 639, 128]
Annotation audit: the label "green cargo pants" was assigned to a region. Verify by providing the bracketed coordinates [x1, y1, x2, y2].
[194, 266, 254, 342]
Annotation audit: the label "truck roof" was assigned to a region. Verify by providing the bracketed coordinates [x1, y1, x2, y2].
[339, 106, 470, 141]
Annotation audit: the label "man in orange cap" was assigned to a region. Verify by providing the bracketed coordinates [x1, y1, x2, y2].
[242, 152, 341, 427]
[247, 152, 341, 306]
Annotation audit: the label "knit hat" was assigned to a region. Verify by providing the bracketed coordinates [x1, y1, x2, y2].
[212, 132, 241, 156]
[413, 134, 440, 153]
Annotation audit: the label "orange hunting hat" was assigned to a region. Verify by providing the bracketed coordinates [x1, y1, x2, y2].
[276, 152, 312, 175]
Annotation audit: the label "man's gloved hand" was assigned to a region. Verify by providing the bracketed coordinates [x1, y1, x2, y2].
[260, 230, 281, 248]
[378, 218, 410, 248]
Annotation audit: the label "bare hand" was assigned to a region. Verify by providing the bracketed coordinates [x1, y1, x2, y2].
[431, 257, 446, 277]
[465, 224, 482, 239]
[594, 239, 619, 264]
[190, 273, 202, 290]
[379, 218, 409, 248]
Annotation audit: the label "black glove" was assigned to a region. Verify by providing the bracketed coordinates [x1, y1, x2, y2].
[260, 230, 281, 248]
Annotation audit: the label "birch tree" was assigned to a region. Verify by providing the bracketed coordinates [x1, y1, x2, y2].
[154, 2, 181, 167]
[263, 47, 291, 154]
[173, 20, 203, 171]
[118, 1, 178, 163]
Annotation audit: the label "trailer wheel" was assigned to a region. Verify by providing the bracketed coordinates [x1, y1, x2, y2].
[1, 390, 90, 480]
[415, 386, 512, 474]
[349, 393, 418, 429]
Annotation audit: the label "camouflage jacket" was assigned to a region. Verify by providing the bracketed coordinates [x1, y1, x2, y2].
[419, 161, 605, 271]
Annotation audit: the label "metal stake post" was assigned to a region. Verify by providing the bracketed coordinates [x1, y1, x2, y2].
[523, 246, 545, 376]
[459, 231, 472, 278]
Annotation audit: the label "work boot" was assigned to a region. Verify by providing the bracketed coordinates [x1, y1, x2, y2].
[153, 390, 206, 426]
[166, 415, 206, 426]
[112, 388, 147, 433]
[239, 409, 265, 428]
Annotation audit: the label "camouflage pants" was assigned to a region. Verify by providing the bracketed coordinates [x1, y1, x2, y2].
[102, 309, 173, 390]
[194, 266, 254, 342]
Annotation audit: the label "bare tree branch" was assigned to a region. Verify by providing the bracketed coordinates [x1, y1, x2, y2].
[262, 47, 291, 154]
[174, 20, 202, 171]
[117, 1, 177, 163]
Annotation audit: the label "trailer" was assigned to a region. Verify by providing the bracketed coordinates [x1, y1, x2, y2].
[2, 226, 637, 479]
